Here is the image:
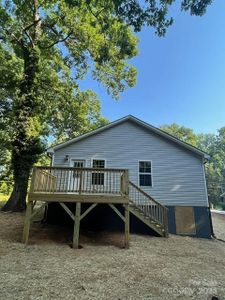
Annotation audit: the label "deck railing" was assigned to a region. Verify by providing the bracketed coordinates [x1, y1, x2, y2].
[129, 181, 168, 235]
[30, 166, 129, 196]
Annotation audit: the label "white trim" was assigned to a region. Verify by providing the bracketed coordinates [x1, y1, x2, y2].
[138, 160, 153, 188]
[51, 153, 55, 167]
[47, 115, 210, 160]
[91, 158, 107, 168]
[91, 158, 106, 186]
[68, 158, 86, 193]
[202, 159, 209, 207]
[69, 158, 86, 167]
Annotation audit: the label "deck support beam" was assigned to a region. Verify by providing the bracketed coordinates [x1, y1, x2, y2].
[124, 203, 130, 248]
[30, 203, 47, 221]
[59, 203, 75, 221]
[22, 201, 33, 244]
[108, 204, 125, 222]
[108, 203, 129, 248]
[80, 203, 98, 221]
[73, 202, 81, 249]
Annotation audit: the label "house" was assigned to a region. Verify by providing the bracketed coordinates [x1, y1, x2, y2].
[45, 115, 212, 239]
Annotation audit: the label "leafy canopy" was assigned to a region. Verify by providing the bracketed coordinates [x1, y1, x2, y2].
[0, 0, 213, 145]
[160, 123, 197, 146]
[0, 0, 139, 144]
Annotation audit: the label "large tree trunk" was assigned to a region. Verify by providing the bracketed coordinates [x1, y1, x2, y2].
[2, 1, 43, 212]
[2, 50, 42, 211]
[2, 163, 30, 212]
[3, 0, 43, 211]
[2, 136, 42, 212]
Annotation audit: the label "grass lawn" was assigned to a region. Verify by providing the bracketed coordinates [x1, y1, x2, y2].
[0, 211, 224, 300]
[0, 193, 9, 200]
[0, 193, 8, 208]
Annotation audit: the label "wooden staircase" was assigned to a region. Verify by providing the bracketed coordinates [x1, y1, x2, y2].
[128, 181, 168, 237]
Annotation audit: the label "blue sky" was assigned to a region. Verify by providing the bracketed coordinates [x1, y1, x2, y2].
[80, 1, 225, 134]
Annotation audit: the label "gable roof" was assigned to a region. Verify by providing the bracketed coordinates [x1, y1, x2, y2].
[47, 115, 210, 160]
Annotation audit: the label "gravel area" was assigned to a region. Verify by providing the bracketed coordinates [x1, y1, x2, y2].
[0, 211, 225, 300]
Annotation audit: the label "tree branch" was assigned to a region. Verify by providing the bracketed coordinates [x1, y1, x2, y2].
[24, 31, 33, 46]
[33, 0, 42, 44]
[23, 18, 42, 33]
[40, 31, 72, 49]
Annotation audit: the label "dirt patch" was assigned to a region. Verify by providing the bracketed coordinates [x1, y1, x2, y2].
[0, 212, 225, 300]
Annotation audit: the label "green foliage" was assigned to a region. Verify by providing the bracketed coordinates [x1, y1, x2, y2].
[181, 0, 213, 16]
[0, 0, 140, 149]
[49, 90, 109, 142]
[215, 202, 225, 211]
[197, 129, 225, 205]
[0, 98, 12, 191]
[160, 123, 197, 146]
[0, 182, 12, 195]
[112, 0, 212, 34]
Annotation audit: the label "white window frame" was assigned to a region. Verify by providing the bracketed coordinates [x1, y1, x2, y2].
[91, 158, 106, 169]
[67, 158, 86, 193]
[138, 160, 153, 187]
[69, 158, 86, 168]
[91, 158, 106, 186]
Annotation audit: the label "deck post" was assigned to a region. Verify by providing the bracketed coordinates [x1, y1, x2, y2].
[121, 170, 129, 195]
[73, 202, 81, 249]
[124, 203, 130, 248]
[163, 207, 169, 238]
[22, 200, 33, 244]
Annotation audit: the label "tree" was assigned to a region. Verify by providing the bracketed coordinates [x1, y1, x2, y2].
[0, 0, 212, 212]
[160, 123, 197, 146]
[50, 90, 108, 142]
[0, 98, 13, 196]
[197, 130, 225, 206]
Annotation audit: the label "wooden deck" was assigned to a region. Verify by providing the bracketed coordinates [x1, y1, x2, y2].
[28, 193, 128, 203]
[22, 166, 168, 249]
[28, 166, 129, 204]
[23, 166, 130, 248]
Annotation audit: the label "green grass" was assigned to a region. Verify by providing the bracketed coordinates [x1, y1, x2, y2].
[0, 194, 9, 208]
[0, 194, 9, 202]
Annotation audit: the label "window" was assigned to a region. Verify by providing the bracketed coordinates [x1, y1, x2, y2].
[72, 160, 84, 178]
[92, 160, 105, 169]
[139, 161, 152, 187]
[92, 159, 105, 185]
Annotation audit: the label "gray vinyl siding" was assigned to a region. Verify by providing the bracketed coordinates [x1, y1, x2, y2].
[53, 121, 208, 207]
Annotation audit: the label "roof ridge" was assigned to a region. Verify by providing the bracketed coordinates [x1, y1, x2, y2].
[47, 115, 210, 159]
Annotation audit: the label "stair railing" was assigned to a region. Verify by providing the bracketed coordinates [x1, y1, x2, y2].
[129, 181, 168, 237]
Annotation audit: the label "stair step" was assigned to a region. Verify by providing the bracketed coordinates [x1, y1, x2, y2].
[128, 182, 168, 237]
[129, 209, 164, 235]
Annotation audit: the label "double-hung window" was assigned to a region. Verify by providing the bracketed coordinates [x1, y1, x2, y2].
[92, 159, 105, 185]
[139, 161, 152, 187]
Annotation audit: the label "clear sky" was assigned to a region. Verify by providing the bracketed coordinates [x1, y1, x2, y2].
[80, 1, 225, 134]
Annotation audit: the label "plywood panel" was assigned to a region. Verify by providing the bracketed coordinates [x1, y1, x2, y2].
[175, 207, 196, 235]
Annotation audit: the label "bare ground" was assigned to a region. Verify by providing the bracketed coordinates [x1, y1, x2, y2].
[0, 211, 225, 300]
[212, 212, 225, 241]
